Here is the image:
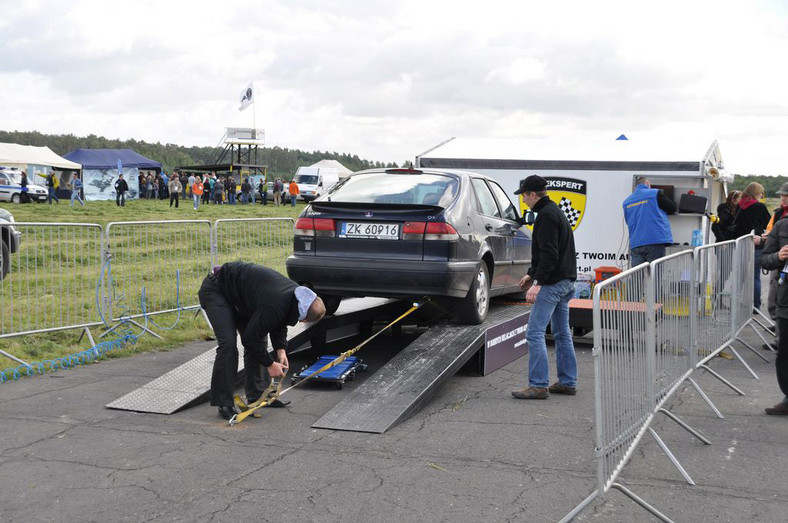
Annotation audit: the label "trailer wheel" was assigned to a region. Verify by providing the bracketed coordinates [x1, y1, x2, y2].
[336, 382, 343, 390]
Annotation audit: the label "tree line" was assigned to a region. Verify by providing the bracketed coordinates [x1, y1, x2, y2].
[0, 130, 400, 179]
[729, 174, 788, 197]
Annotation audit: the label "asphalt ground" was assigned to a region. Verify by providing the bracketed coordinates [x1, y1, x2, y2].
[0, 322, 786, 523]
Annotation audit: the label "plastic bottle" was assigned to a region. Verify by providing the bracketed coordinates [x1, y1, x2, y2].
[691, 229, 703, 247]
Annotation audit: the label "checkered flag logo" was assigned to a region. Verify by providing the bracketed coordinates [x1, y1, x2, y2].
[558, 196, 581, 227]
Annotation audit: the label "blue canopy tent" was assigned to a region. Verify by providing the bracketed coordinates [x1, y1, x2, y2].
[63, 149, 162, 201]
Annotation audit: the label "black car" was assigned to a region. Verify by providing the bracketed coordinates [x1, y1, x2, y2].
[285, 168, 531, 324]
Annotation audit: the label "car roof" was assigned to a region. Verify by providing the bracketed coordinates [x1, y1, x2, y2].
[351, 167, 496, 183]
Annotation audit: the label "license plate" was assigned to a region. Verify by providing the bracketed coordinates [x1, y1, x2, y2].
[339, 222, 400, 240]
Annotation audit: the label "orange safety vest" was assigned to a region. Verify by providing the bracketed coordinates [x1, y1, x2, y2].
[193, 181, 204, 196]
[289, 181, 299, 195]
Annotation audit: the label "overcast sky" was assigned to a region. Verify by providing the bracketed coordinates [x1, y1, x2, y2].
[1, 0, 787, 174]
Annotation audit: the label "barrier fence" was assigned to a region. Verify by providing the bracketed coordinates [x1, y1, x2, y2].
[0, 223, 104, 341]
[0, 218, 295, 363]
[563, 235, 773, 523]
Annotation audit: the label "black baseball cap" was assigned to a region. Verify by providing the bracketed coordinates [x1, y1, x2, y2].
[514, 175, 548, 195]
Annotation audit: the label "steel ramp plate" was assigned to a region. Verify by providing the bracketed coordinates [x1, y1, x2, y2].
[106, 298, 401, 414]
[312, 304, 530, 434]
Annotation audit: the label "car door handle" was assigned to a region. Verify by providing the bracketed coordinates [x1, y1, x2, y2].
[485, 224, 493, 231]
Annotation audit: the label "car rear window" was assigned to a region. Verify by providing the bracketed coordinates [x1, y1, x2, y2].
[326, 172, 459, 206]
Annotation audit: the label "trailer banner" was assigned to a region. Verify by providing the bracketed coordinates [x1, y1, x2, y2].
[520, 176, 588, 232]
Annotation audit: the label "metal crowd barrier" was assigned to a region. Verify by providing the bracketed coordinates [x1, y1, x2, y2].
[0, 223, 105, 363]
[213, 218, 294, 273]
[563, 235, 772, 523]
[0, 219, 296, 364]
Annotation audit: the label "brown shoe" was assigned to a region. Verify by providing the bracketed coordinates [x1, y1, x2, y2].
[548, 382, 577, 395]
[512, 387, 549, 400]
[764, 402, 788, 415]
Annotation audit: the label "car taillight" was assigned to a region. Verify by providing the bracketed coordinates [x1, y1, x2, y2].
[313, 218, 336, 237]
[425, 222, 459, 241]
[402, 221, 426, 240]
[294, 217, 335, 237]
[294, 218, 315, 236]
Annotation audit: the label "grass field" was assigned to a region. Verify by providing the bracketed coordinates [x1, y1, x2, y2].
[0, 197, 305, 378]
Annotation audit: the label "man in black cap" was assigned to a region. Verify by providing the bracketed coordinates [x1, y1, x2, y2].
[198, 262, 326, 419]
[512, 175, 578, 400]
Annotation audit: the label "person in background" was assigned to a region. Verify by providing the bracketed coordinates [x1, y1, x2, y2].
[259, 178, 268, 206]
[208, 173, 216, 204]
[712, 190, 741, 242]
[160, 171, 169, 200]
[226, 176, 236, 205]
[70, 172, 85, 207]
[114, 173, 129, 207]
[762, 183, 788, 349]
[19, 171, 30, 203]
[288, 179, 299, 206]
[249, 177, 256, 205]
[622, 177, 677, 266]
[734, 182, 771, 310]
[138, 173, 146, 198]
[757, 217, 788, 415]
[46, 171, 59, 204]
[187, 172, 196, 198]
[240, 177, 251, 205]
[192, 175, 203, 210]
[273, 178, 283, 206]
[168, 173, 182, 208]
[214, 175, 224, 205]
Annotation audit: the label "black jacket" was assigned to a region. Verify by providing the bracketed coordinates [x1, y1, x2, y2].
[114, 179, 129, 194]
[761, 219, 788, 319]
[216, 262, 300, 365]
[734, 200, 770, 243]
[526, 196, 577, 285]
[712, 202, 738, 242]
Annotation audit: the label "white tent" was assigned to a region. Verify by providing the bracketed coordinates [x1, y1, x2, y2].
[309, 159, 353, 179]
[0, 143, 82, 170]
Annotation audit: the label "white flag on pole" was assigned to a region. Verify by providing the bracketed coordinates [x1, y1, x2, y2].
[239, 82, 254, 111]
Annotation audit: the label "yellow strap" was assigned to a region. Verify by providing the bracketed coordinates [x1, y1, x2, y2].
[228, 298, 427, 426]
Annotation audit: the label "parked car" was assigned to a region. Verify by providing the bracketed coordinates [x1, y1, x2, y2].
[286, 168, 531, 324]
[0, 168, 47, 203]
[0, 208, 21, 279]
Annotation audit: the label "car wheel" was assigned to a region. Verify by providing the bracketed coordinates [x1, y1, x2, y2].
[10, 194, 19, 204]
[455, 262, 490, 325]
[1, 240, 9, 280]
[320, 294, 342, 316]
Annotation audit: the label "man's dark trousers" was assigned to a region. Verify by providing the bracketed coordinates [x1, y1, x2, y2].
[198, 275, 268, 406]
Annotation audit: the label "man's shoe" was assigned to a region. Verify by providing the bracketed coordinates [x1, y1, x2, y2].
[764, 402, 788, 415]
[269, 398, 291, 408]
[548, 382, 577, 395]
[512, 387, 549, 400]
[218, 405, 238, 420]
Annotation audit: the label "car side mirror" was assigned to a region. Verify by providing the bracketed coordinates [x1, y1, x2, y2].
[522, 211, 536, 225]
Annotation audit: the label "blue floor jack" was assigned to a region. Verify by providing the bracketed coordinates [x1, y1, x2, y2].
[291, 355, 367, 389]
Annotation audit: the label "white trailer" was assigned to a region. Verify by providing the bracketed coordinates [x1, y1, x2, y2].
[416, 137, 731, 277]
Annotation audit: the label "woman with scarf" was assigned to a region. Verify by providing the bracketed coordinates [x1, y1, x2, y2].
[734, 182, 771, 310]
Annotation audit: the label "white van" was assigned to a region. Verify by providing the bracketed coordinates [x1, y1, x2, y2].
[292, 167, 340, 202]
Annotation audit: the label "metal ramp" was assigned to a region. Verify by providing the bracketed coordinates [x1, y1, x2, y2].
[106, 298, 406, 414]
[312, 303, 530, 434]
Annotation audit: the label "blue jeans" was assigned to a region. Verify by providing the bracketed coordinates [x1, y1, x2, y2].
[70, 190, 84, 207]
[291, 194, 297, 206]
[47, 187, 59, 204]
[630, 244, 666, 267]
[193, 194, 200, 210]
[526, 279, 577, 388]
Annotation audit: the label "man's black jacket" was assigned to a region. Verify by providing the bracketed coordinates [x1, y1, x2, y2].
[216, 261, 300, 366]
[527, 196, 577, 285]
[115, 179, 129, 193]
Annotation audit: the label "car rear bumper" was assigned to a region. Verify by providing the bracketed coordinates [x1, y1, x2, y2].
[286, 255, 478, 298]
